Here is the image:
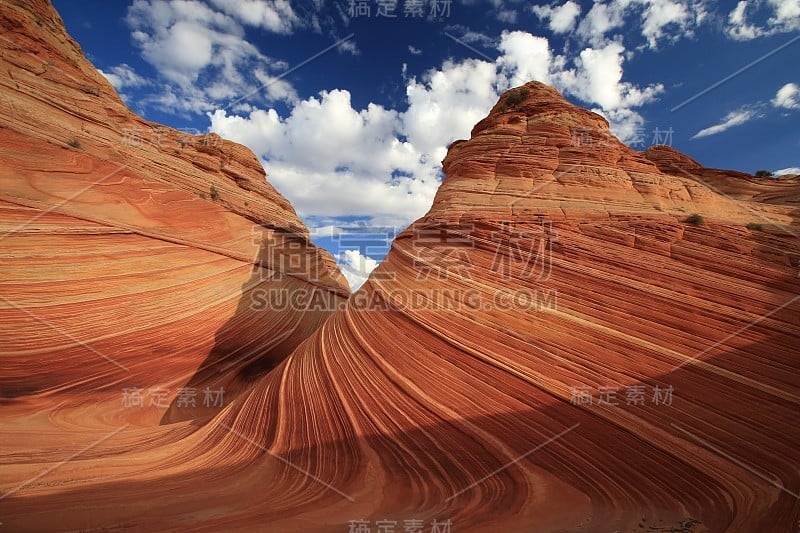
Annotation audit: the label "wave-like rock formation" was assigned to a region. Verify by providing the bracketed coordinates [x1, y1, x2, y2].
[2, 2, 799, 532]
[644, 144, 800, 213]
[0, 0, 348, 433]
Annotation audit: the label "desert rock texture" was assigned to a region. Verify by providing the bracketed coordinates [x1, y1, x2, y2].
[0, 0, 348, 427]
[1, 1, 799, 532]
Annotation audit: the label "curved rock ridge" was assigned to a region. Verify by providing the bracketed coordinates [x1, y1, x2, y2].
[0, 0, 349, 431]
[645, 144, 800, 215]
[202, 84, 799, 530]
[2, 5, 800, 532]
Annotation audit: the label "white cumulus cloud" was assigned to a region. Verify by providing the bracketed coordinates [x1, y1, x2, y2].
[727, 1, 764, 39]
[726, 0, 800, 40]
[532, 1, 582, 34]
[210, 88, 440, 225]
[566, 0, 708, 49]
[125, 0, 295, 114]
[209, 30, 665, 235]
[559, 42, 664, 110]
[691, 106, 761, 138]
[774, 166, 800, 176]
[640, 0, 694, 48]
[336, 249, 379, 290]
[497, 31, 553, 86]
[99, 63, 150, 91]
[575, 2, 628, 46]
[773, 82, 800, 110]
[772, 167, 800, 176]
[208, 0, 300, 34]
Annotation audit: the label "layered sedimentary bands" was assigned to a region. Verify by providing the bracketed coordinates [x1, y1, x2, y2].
[1, 1, 799, 532]
[0, 0, 348, 428]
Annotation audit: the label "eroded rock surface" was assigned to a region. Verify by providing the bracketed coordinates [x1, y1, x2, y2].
[1, 3, 799, 532]
[0, 0, 349, 430]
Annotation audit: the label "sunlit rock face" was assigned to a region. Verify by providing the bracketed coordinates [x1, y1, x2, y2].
[217, 81, 798, 531]
[0, 0, 348, 430]
[645, 143, 800, 210]
[2, 2, 800, 532]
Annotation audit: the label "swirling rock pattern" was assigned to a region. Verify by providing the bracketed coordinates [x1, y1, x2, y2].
[0, 0, 348, 431]
[2, 2, 800, 532]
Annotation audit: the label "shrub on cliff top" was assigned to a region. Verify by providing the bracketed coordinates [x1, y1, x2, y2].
[501, 87, 529, 112]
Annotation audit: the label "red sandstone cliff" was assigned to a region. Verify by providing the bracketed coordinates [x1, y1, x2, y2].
[1, 2, 799, 532]
[0, 0, 349, 428]
[203, 82, 799, 531]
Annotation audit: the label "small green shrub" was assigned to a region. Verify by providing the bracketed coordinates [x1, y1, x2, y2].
[209, 186, 219, 201]
[501, 87, 529, 111]
[67, 139, 81, 149]
[685, 213, 704, 225]
[754, 170, 773, 178]
[746, 222, 763, 231]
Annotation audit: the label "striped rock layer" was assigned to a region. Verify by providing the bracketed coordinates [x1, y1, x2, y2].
[0, 0, 348, 430]
[2, 2, 800, 532]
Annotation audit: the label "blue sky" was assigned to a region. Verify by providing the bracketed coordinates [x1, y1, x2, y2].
[53, 0, 800, 288]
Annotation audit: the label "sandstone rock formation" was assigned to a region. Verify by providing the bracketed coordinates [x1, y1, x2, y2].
[0, 0, 349, 431]
[203, 82, 799, 531]
[644, 144, 800, 219]
[2, 2, 799, 532]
